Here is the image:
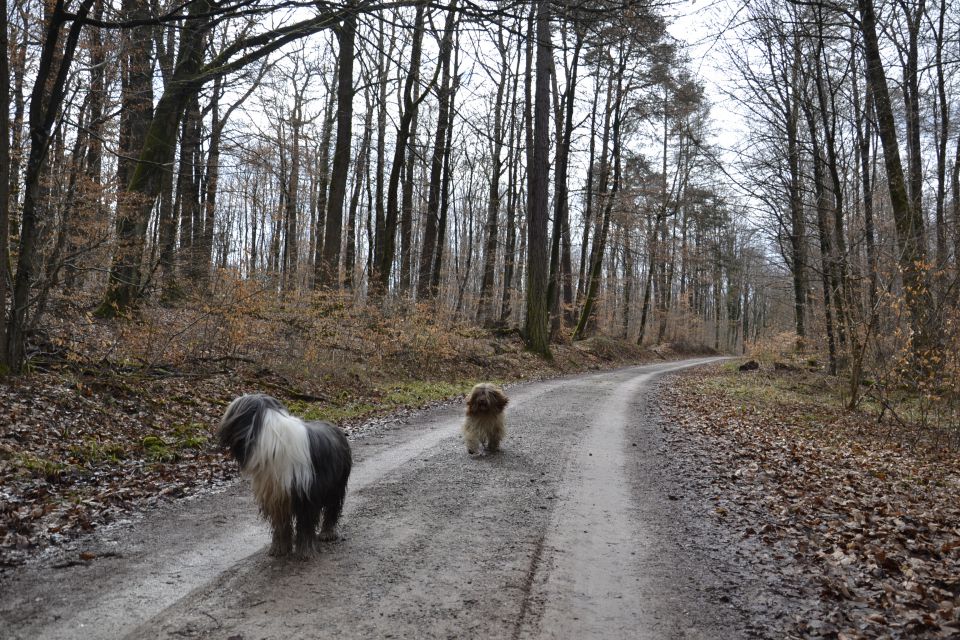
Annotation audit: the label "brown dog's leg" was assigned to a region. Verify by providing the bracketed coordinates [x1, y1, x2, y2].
[464, 431, 481, 454]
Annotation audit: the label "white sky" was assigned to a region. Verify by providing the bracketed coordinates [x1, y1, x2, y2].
[666, 0, 750, 172]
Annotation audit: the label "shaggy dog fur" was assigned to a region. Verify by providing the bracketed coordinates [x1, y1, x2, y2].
[218, 393, 352, 557]
[463, 383, 509, 454]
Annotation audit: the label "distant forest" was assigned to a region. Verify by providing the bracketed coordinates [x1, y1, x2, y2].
[1, 0, 959, 415]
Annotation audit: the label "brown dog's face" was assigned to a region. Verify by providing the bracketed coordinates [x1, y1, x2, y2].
[466, 383, 508, 416]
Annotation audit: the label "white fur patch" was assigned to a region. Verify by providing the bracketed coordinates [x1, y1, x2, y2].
[247, 408, 314, 497]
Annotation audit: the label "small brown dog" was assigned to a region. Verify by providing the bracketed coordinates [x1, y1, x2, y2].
[463, 383, 509, 454]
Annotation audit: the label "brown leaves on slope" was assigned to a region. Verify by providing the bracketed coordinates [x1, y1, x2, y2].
[662, 366, 960, 639]
[0, 372, 238, 568]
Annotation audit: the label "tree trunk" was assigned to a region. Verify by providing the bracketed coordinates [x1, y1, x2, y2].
[6, 0, 95, 371]
[417, 0, 456, 300]
[524, 0, 552, 356]
[97, 0, 210, 317]
[312, 82, 336, 287]
[374, 4, 425, 295]
[477, 29, 509, 325]
[0, 0, 10, 368]
[345, 86, 373, 291]
[931, 0, 948, 270]
[857, 0, 934, 356]
[198, 74, 222, 287]
[500, 32, 523, 325]
[547, 26, 583, 336]
[573, 64, 626, 340]
[398, 105, 419, 295]
[576, 77, 600, 312]
[575, 58, 624, 342]
[851, 38, 878, 315]
[319, 14, 356, 289]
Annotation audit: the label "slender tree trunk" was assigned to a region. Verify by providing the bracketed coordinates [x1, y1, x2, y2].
[812, 148, 838, 375]
[548, 26, 583, 336]
[500, 34, 522, 325]
[575, 59, 624, 342]
[312, 82, 336, 287]
[417, 0, 456, 300]
[576, 77, 600, 311]
[786, 60, 806, 348]
[178, 95, 201, 282]
[857, 0, 934, 356]
[0, 0, 10, 367]
[375, 4, 425, 295]
[431, 70, 457, 298]
[372, 16, 392, 279]
[637, 213, 661, 346]
[932, 0, 948, 270]
[812, 23, 847, 349]
[6, 0, 95, 371]
[345, 87, 373, 291]
[524, 0, 552, 356]
[852, 39, 878, 315]
[952, 129, 960, 269]
[199, 74, 222, 286]
[399, 106, 419, 295]
[320, 14, 356, 289]
[477, 30, 509, 325]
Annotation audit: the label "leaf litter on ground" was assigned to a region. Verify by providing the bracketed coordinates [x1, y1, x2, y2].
[661, 364, 960, 639]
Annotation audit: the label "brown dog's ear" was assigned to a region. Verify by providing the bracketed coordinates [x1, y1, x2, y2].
[489, 386, 508, 412]
[465, 385, 481, 415]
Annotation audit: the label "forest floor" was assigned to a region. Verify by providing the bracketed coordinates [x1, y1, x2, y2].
[0, 291, 705, 568]
[660, 361, 960, 638]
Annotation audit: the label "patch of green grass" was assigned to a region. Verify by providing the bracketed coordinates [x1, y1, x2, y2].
[700, 370, 840, 416]
[720, 360, 743, 373]
[288, 400, 377, 423]
[140, 424, 210, 462]
[170, 422, 210, 449]
[288, 379, 478, 424]
[141, 435, 177, 462]
[69, 438, 127, 464]
[15, 454, 71, 480]
[381, 380, 474, 405]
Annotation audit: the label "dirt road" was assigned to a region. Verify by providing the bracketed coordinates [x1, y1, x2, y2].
[1, 358, 769, 639]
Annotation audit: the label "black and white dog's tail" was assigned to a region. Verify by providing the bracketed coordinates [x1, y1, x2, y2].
[219, 393, 352, 551]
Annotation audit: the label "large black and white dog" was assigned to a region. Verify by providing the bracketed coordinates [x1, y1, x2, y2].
[218, 393, 352, 557]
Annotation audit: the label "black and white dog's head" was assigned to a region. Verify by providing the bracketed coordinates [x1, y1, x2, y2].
[219, 393, 288, 467]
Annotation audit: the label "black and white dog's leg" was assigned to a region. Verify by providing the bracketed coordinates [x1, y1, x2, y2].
[269, 512, 293, 557]
[294, 507, 320, 556]
[318, 486, 346, 541]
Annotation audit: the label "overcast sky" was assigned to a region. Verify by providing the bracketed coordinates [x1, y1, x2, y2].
[667, 0, 749, 158]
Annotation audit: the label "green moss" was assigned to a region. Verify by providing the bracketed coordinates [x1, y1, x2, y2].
[288, 400, 377, 423]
